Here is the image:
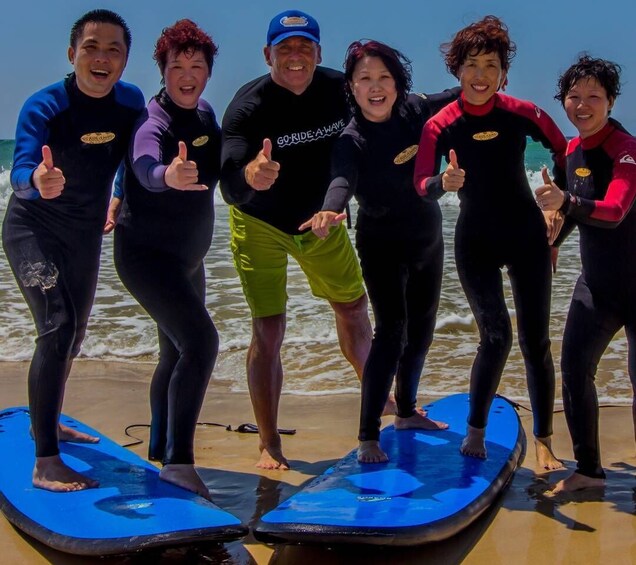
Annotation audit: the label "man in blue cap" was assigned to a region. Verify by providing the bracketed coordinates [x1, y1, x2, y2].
[220, 10, 372, 470]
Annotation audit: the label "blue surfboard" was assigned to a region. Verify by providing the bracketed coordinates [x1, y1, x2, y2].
[0, 407, 247, 556]
[254, 393, 525, 546]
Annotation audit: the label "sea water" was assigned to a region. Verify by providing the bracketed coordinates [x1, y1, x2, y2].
[0, 139, 631, 404]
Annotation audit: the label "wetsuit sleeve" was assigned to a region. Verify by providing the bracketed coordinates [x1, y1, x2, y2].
[413, 118, 446, 199]
[552, 215, 577, 248]
[129, 111, 171, 193]
[563, 148, 636, 228]
[219, 103, 257, 205]
[112, 162, 124, 199]
[10, 87, 67, 200]
[521, 103, 568, 188]
[322, 135, 359, 212]
[417, 87, 462, 117]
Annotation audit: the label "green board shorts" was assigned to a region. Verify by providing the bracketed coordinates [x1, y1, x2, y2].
[229, 206, 365, 318]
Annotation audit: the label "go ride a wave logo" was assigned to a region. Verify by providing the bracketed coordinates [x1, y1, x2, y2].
[276, 119, 345, 148]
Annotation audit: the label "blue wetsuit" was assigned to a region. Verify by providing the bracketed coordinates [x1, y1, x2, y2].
[114, 89, 221, 465]
[556, 119, 636, 478]
[2, 73, 144, 457]
[324, 90, 460, 441]
[414, 93, 567, 437]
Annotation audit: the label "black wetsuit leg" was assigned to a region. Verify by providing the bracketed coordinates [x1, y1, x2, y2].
[456, 242, 512, 431]
[357, 237, 443, 442]
[2, 206, 101, 458]
[114, 228, 218, 465]
[561, 276, 623, 479]
[507, 242, 555, 438]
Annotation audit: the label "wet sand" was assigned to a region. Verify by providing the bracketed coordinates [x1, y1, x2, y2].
[1, 360, 635, 564]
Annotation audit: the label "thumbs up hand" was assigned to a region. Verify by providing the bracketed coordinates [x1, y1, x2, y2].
[244, 138, 281, 191]
[534, 167, 566, 211]
[33, 145, 65, 199]
[164, 141, 208, 191]
[442, 149, 465, 192]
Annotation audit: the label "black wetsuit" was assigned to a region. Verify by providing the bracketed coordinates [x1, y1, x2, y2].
[414, 93, 567, 436]
[324, 91, 460, 441]
[2, 74, 144, 457]
[220, 67, 348, 235]
[555, 119, 636, 478]
[114, 90, 221, 465]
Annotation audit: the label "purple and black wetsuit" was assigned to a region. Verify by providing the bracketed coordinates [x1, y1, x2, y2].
[114, 89, 221, 465]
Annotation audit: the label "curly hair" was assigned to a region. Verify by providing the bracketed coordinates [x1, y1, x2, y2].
[441, 15, 516, 78]
[555, 53, 622, 105]
[343, 39, 413, 115]
[154, 19, 218, 77]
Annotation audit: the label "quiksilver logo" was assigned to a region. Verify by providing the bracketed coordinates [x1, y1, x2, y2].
[394, 145, 418, 164]
[620, 154, 636, 165]
[575, 167, 592, 177]
[535, 106, 542, 119]
[192, 136, 209, 147]
[473, 131, 498, 141]
[81, 132, 115, 144]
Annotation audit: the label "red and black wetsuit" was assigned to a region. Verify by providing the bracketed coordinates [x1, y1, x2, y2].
[414, 92, 567, 438]
[555, 118, 636, 479]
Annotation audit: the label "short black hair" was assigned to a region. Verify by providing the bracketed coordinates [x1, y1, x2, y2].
[556, 54, 621, 105]
[69, 9, 132, 54]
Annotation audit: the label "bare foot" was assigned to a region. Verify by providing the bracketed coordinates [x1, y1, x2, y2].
[58, 423, 100, 444]
[394, 412, 448, 431]
[257, 440, 290, 470]
[33, 455, 99, 492]
[460, 425, 487, 459]
[534, 436, 564, 470]
[159, 464, 211, 500]
[382, 393, 428, 417]
[549, 472, 605, 494]
[358, 440, 389, 463]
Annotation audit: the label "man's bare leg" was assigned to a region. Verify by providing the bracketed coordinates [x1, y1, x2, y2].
[535, 435, 564, 470]
[358, 440, 388, 463]
[550, 472, 605, 494]
[461, 425, 487, 458]
[160, 464, 211, 500]
[330, 295, 372, 380]
[248, 315, 289, 470]
[33, 455, 99, 492]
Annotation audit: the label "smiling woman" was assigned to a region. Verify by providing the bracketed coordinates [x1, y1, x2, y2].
[414, 15, 567, 468]
[113, 18, 223, 501]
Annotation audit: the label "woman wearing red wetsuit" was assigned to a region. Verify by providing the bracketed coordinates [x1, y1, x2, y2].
[414, 16, 565, 467]
[536, 55, 636, 493]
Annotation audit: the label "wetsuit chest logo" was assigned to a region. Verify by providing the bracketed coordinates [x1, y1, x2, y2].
[81, 132, 116, 144]
[394, 145, 418, 164]
[575, 167, 592, 178]
[472, 131, 498, 141]
[192, 135, 209, 147]
[620, 154, 636, 165]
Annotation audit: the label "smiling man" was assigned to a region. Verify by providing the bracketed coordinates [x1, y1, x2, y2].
[3, 9, 144, 492]
[220, 10, 372, 471]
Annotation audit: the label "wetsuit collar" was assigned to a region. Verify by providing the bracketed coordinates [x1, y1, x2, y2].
[580, 120, 615, 150]
[460, 92, 496, 116]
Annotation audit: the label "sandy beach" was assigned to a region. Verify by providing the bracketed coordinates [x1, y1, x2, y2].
[1, 360, 635, 564]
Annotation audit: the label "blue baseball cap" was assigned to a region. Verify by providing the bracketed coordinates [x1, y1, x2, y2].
[267, 10, 320, 46]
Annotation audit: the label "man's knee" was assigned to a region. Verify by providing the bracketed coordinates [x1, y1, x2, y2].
[331, 294, 369, 321]
[252, 315, 286, 351]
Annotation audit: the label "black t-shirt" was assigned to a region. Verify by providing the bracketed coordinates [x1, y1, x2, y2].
[220, 67, 348, 234]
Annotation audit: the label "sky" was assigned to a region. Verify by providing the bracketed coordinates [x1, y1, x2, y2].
[1, 0, 635, 139]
